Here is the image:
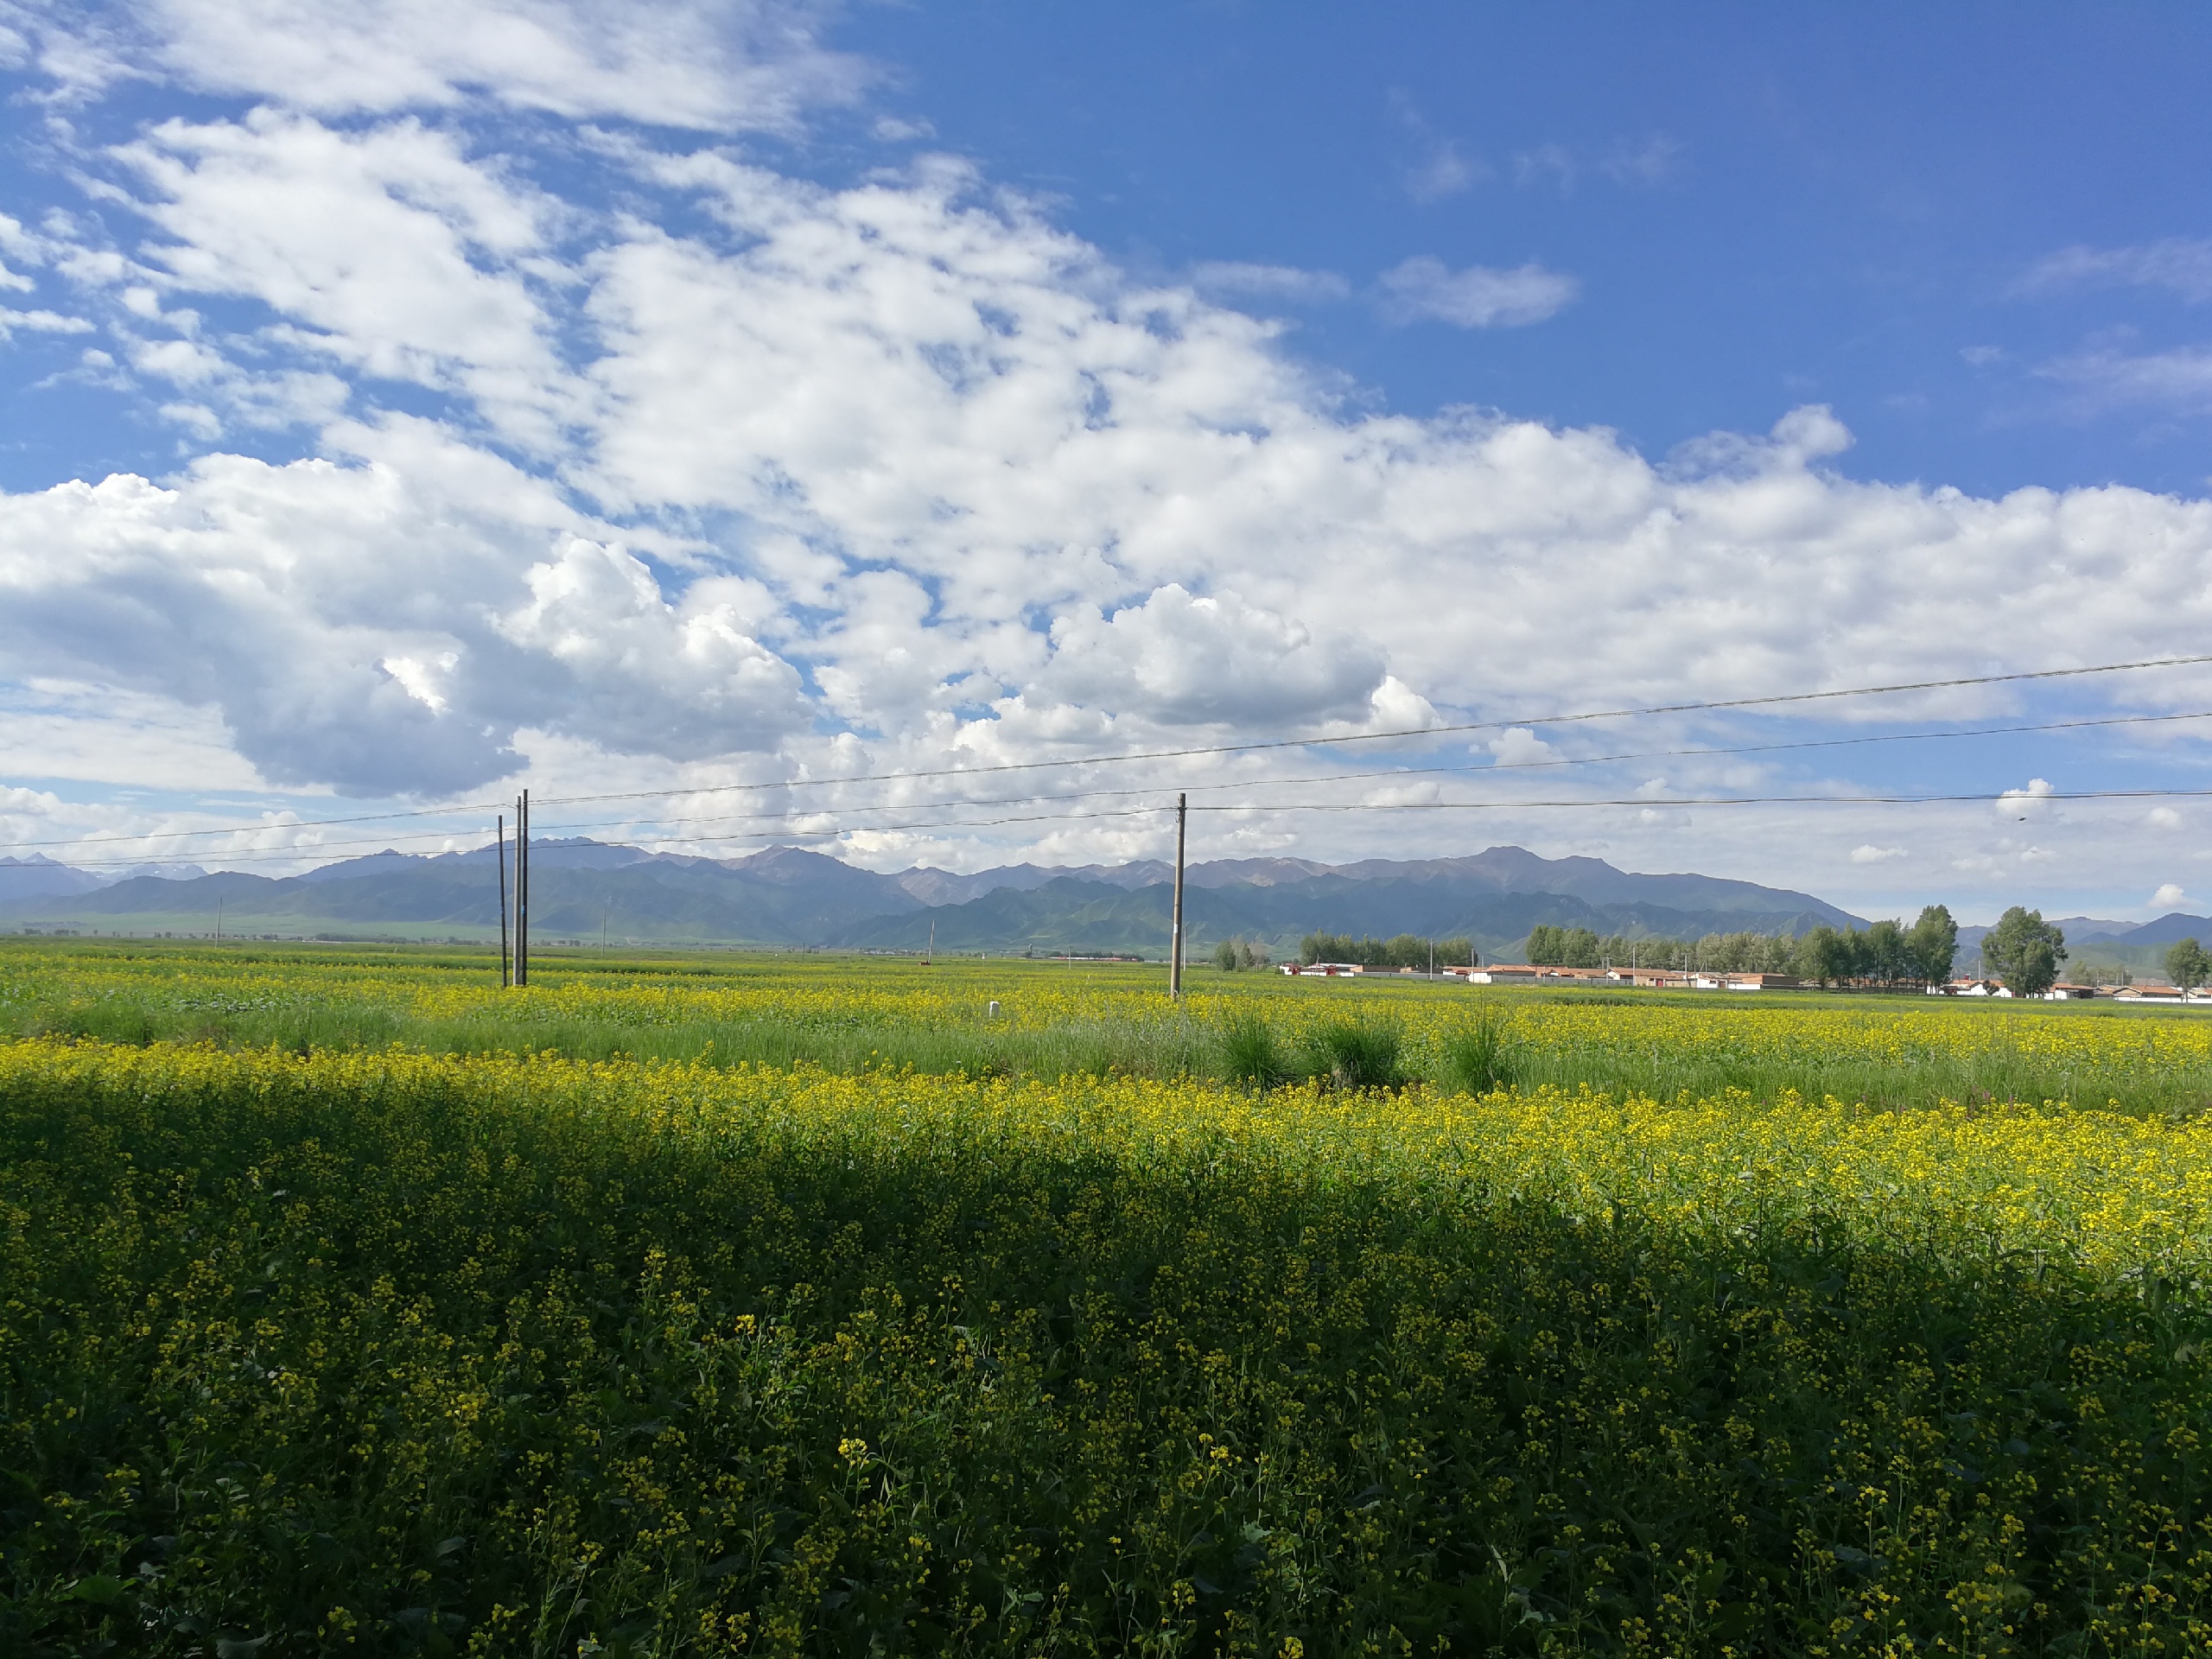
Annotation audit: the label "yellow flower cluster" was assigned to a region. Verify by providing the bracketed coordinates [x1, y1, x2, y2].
[11, 938, 2212, 1078]
[3, 1033, 2204, 1281]
[4, 1017, 2209, 1651]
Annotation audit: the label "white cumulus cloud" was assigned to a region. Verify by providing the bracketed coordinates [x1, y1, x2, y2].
[141, 0, 870, 131]
[1997, 779, 2057, 820]
[3, 0, 2212, 896]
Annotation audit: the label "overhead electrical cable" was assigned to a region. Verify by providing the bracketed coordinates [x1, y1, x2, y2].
[29, 777, 2212, 874]
[10, 653, 2212, 861]
[530, 650, 2212, 810]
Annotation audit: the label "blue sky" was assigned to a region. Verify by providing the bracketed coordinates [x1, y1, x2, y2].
[3, 0, 2212, 922]
[849, 3, 2212, 500]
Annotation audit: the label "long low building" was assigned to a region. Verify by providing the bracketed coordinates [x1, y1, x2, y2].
[1453, 965, 1802, 991]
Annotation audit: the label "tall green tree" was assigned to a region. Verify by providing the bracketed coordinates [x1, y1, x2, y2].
[1907, 905, 1959, 987]
[1864, 918, 1910, 986]
[1795, 925, 1848, 988]
[2164, 938, 2209, 996]
[1981, 906, 2068, 997]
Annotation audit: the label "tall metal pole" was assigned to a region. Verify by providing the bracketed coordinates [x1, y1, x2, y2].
[517, 790, 530, 987]
[497, 813, 510, 988]
[1169, 791, 1186, 998]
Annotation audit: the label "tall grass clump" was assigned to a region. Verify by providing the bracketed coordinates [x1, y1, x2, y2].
[1441, 1009, 1519, 1095]
[1214, 1006, 1287, 1087]
[1301, 1014, 1405, 1090]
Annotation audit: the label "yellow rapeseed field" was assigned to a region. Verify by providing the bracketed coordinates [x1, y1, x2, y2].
[3, 941, 2210, 1653]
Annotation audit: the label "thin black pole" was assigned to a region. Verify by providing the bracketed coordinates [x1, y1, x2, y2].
[1169, 791, 1186, 998]
[517, 790, 530, 987]
[497, 813, 510, 988]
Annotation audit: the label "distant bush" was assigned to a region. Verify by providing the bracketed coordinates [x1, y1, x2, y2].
[1298, 933, 1472, 969]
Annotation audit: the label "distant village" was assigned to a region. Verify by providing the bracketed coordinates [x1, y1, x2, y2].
[1245, 913, 2212, 1003]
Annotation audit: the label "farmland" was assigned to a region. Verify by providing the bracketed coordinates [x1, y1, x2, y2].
[3, 938, 2209, 1655]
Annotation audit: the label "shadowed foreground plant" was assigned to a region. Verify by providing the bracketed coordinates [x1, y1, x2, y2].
[4, 1039, 2211, 1655]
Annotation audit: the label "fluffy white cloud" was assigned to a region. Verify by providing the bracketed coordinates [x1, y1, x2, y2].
[1039, 586, 1387, 729]
[2152, 881, 2188, 908]
[0, 421, 807, 792]
[1488, 728, 1556, 767]
[1376, 255, 1579, 327]
[112, 109, 582, 447]
[1996, 779, 2057, 821]
[4, 0, 2212, 902]
[1851, 844, 1906, 863]
[142, 0, 868, 130]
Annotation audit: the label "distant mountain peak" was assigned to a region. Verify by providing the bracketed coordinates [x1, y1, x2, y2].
[2, 837, 1864, 950]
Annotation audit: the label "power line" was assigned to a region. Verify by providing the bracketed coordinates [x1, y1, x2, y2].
[25, 703, 2212, 867]
[10, 652, 2212, 861]
[22, 777, 2212, 879]
[1188, 785, 2212, 812]
[530, 650, 2212, 810]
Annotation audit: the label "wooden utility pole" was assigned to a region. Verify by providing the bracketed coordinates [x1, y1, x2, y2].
[497, 812, 510, 988]
[1169, 791, 1186, 998]
[516, 790, 530, 987]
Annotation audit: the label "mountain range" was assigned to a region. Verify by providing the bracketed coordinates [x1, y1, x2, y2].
[11, 840, 2206, 964]
[1, 841, 1889, 960]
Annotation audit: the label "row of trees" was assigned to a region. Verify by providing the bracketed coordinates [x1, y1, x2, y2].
[1296, 933, 1476, 969]
[1526, 925, 1801, 974]
[1248, 908, 2203, 998]
[1212, 938, 1273, 971]
[1529, 907, 1968, 990]
[1796, 907, 1961, 989]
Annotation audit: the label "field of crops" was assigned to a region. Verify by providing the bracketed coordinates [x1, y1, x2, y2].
[3, 939, 2210, 1655]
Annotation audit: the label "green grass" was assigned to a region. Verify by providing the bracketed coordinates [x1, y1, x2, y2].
[7, 938, 2212, 1117]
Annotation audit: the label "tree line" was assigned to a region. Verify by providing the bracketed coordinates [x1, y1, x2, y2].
[1238, 906, 2199, 997]
[1523, 906, 2110, 996]
[1529, 906, 1972, 989]
[1525, 925, 1804, 975]
[1294, 933, 1476, 970]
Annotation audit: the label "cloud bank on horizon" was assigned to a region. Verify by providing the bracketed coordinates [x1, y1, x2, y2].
[2, 0, 2211, 912]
